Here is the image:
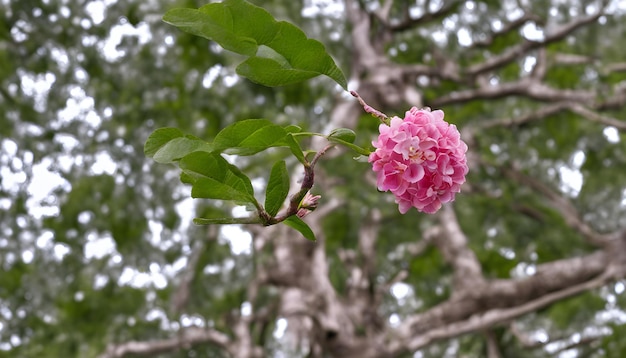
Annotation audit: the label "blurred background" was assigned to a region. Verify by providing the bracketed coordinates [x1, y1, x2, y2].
[1, 0, 626, 357]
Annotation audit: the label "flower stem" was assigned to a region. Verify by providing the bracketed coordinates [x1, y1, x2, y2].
[350, 91, 389, 124]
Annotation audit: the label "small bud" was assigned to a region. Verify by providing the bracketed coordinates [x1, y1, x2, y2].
[297, 192, 321, 218]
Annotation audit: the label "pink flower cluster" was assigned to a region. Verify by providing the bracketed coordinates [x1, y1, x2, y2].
[369, 107, 468, 214]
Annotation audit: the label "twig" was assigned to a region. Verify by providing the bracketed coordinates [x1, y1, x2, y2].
[350, 90, 389, 123]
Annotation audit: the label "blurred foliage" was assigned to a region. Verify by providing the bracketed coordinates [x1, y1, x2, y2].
[1, 0, 625, 357]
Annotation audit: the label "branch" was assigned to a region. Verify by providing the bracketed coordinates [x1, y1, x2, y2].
[435, 205, 485, 292]
[568, 103, 626, 130]
[485, 329, 503, 358]
[604, 62, 626, 73]
[387, 1, 460, 32]
[468, 8, 605, 76]
[550, 334, 603, 355]
[552, 53, 595, 65]
[373, 0, 394, 23]
[100, 327, 230, 358]
[387, 247, 615, 355]
[357, 208, 381, 279]
[401, 267, 614, 353]
[170, 228, 217, 315]
[503, 166, 611, 246]
[509, 322, 605, 353]
[477, 102, 569, 129]
[509, 322, 544, 348]
[345, 0, 387, 69]
[472, 13, 543, 48]
[597, 90, 626, 110]
[431, 78, 593, 107]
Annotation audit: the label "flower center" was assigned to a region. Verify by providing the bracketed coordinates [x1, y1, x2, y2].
[409, 146, 434, 164]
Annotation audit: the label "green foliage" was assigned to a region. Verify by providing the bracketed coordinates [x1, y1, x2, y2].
[601, 323, 626, 356]
[212, 118, 289, 155]
[283, 216, 316, 241]
[4, 0, 626, 356]
[144, 128, 213, 164]
[265, 161, 290, 217]
[327, 127, 370, 155]
[327, 127, 356, 143]
[180, 151, 256, 203]
[545, 291, 606, 330]
[407, 246, 452, 308]
[144, 109, 370, 241]
[163, 0, 347, 88]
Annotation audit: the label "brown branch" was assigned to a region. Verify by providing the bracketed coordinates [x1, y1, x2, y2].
[170, 228, 217, 315]
[475, 100, 626, 132]
[597, 90, 626, 110]
[503, 166, 611, 246]
[531, 48, 547, 79]
[550, 334, 603, 355]
[468, 8, 605, 76]
[345, 0, 387, 69]
[374, 0, 394, 23]
[387, 1, 460, 32]
[397, 264, 615, 353]
[485, 329, 503, 358]
[509, 323, 605, 354]
[509, 322, 545, 348]
[435, 205, 485, 292]
[431, 80, 529, 106]
[552, 53, 595, 65]
[100, 327, 230, 358]
[604, 62, 626, 73]
[384, 240, 625, 356]
[472, 13, 543, 48]
[477, 102, 569, 129]
[568, 104, 626, 130]
[431, 77, 594, 107]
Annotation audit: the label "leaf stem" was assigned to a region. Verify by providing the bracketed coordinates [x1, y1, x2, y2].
[290, 132, 326, 138]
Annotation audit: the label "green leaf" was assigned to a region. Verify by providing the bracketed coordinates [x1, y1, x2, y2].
[237, 57, 319, 87]
[162, 7, 258, 56]
[265, 161, 290, 217]
[284, 125, 302, 133]
[144, 128, 184, 158]
[213, 119, 288, 155]
[253, 20, 347, 88]
[327, 136, 371, 156]
[285, 134, 307, 165]
[179, 151, 256, 204]
[327, 128, 356, 144]
[163, 0, 347, 89]
[152, 136, 213, 163]
[283, 216, 316, 241]
[180, 172, 194, 185]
